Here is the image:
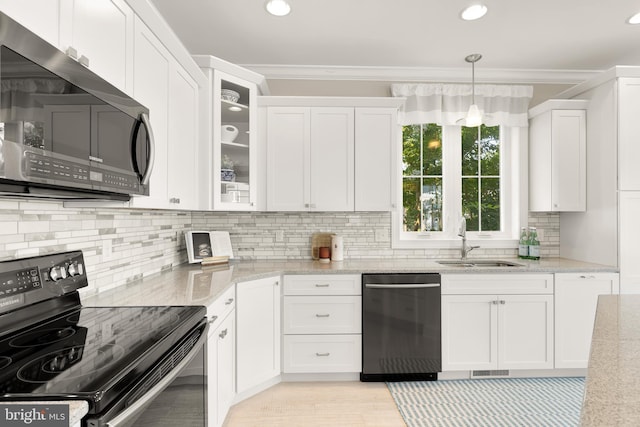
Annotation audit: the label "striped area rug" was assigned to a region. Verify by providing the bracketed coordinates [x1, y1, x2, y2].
[387, 377, 584, 427]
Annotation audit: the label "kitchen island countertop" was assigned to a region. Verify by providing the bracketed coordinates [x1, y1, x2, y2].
[581, 294, 640, 426]
[82, 257, 616, 308]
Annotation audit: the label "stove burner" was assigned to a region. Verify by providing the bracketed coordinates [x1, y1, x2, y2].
[0, 356, 11, 369]
[17, 343, 125, 384]
[9, 327, 77, 348]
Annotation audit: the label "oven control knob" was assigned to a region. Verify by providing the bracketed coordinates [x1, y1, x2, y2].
[49, 266, 67, 281]
[67, 263, 82, 277]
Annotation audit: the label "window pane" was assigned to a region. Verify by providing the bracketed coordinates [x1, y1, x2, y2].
[422, 178, 443, 231]
[481, 178, 500, 231]
[402, 125, 421, 176]
[422, 124, 442, 175]
[402, 178, 421, 231]
[481, 125, 500, 176]
[462, 177, 479, 231]
[461, 126, 479, 176]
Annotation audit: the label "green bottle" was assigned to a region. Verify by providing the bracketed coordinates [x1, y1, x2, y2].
[528, 227, 540, 260]
[518, 227, 529, 259]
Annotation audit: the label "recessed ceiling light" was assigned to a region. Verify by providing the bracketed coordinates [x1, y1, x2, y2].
[627, 12, 640, 24]
[461, 4, 488, 21]
[265, 0, 291, 17]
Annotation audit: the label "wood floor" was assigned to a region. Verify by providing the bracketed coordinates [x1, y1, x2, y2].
[223, 381, 406, 427]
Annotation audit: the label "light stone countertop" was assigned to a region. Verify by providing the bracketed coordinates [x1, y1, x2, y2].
[82, 257, 617, 309]
[581, 295, 640, 426]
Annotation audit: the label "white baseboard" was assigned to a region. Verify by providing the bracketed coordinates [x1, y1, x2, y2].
[281, 372, 360, 382]
[438, 368, 587, 380]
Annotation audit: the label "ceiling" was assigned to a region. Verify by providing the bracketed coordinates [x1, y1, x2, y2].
[150, 0, 640, 83]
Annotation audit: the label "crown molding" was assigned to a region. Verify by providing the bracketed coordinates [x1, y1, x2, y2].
[242, 64, 603, 84]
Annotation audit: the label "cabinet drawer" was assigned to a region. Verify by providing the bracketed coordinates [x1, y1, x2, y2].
[283, 334, 362, 373]
[207, 285, 236, 328]
[283, 296, 361, 334]
[442, 274, 554, 295]
[284, 274, 361, 296]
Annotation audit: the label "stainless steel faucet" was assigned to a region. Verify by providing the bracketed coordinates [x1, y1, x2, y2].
[458, 217, 480, 260]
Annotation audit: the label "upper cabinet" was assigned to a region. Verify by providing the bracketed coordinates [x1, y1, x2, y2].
[617, 78, 640, 191]
[529, 99, 588, 212]
[195, 56, 268, 211]
[260, 97, 402, 212]
[0, 0, 134, 94]
[0, 0, 61, 47]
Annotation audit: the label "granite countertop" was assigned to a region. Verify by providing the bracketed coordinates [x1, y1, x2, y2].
[581, 295, 640, 426]
[82, 257, 617, 309]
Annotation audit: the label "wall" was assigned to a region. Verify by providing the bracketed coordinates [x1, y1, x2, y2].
[1, 199, 559, 295]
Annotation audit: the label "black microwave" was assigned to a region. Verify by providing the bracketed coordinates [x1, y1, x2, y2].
[0, 12, 154, 201]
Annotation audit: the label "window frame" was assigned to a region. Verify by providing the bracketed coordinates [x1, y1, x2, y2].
[392, 124, 525, 249]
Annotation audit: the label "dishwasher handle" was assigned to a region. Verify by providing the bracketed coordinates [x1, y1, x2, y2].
[365, 283, 440, 289]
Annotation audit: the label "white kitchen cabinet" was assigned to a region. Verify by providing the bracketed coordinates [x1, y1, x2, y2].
[282, 274, 362, 374]
[167, 65, 199, 209]
[59, 0, 134, 94]
[619, 192, 640, 294]
[618, 78, 640, 191]
[354, 108, 398, 211]
[555, 273, 619, 368]
[441, 274, 554, 372]
[529, 99, 588, 212]
[206, 285, 236, 427]
[194, 56, 264, 211]
[261, 97, 403, 212]
[236, 276, 281, 394]
[0, 0, 61, 47]
[128, 17, 170, 209]
[265, 107, 354, 211]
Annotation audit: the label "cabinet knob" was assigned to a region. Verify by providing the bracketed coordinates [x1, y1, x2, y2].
[66, 46, 78, 60]
[219, 329, 228, 339]
[274, 281, 279, 286]
[208, 315, 218, 324]
[225, 298, 234, 305]
[78, 55, 90, 67]
[500, 300, 506, 305]
[304, 203, 310, 208]
[491, 300, 499, 305]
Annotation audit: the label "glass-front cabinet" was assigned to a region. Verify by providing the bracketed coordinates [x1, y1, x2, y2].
[213, 70, 257, 210]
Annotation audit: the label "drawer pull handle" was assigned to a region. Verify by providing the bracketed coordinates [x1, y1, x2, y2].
[315, 284, 330, 287]
[579, 275, 596, 279]
[316, 352, 330, 357]
[219, 329, 228, 339]
[225, 298, 234, 305]
[208, 315, 218, 324]
[316, 314, 330, 318]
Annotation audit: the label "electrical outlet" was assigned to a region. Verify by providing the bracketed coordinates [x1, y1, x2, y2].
[275, 230, 284, 242]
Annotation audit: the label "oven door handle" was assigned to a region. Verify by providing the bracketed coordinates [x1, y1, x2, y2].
[365, 283, 440, 289]
[104, 323, 209, 427]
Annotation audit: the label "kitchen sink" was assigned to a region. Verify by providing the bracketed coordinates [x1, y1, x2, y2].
[437, 259, 525, 267]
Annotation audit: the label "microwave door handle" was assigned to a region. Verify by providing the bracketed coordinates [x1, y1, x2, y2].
[139, 112, 155, 186]
[103, 324, 208, 427]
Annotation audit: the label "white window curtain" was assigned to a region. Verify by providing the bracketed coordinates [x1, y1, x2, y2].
[391, 83, 533, 127]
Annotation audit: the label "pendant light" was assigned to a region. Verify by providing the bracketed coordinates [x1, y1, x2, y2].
[465, 53, 483, 127]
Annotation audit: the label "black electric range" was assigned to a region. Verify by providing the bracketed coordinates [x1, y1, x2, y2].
[0, 251, 208, 426]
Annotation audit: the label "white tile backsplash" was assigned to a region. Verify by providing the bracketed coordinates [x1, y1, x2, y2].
[0, 199, 559, 295]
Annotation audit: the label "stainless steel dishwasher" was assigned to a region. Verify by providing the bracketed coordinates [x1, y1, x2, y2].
[361, 273, 441, 381]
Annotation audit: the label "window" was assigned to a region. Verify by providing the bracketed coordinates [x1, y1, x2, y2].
[394, 123, 521, 248]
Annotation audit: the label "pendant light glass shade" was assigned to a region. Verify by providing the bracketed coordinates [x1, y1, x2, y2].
[465, 53, 482, 127]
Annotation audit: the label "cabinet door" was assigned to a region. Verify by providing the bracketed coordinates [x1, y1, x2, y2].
[266, 107, 310, 211]
[551, 110, 586, 211]
[167, 65, 199, 210]
[619, 192, 640, 294]
[216, 311, 235, 427]
[213, 71, 257, 211]
[441, 294, 497, 371]
[555, 273, 619, 368]
[618, 78, 640, 191]
[0, 0, 60, 47]
[310, 108, 354, 211]
[59, 0, 134, 94]
[355, 108, 397, 211]
[236, 276, 281, 394]
[129, 17, 170, 209]
[498, 294, 554, 370]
